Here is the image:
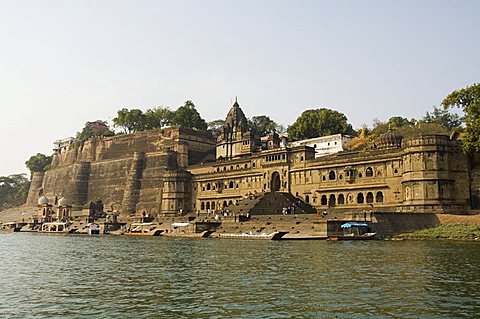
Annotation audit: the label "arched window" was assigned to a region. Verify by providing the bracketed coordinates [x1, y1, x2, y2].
[329, 171, 336, 180]
[223, 201, 227, 208]
[200, 202, 205, 210]
[366, 167, 373, 177]
[322, 176, 326, 181]
[376, 191, 384, 203]
[357, 193, 364, 204]
[366, 192, 374, 203]
[328, 194, 336, 207]
[229, 181, 234, 188]
[305, 195, 310, 203]
[338, 194, 345, 205]
[206, 183, 211, 190]
[228, 200, 233, 205]
[358, 173, 363, 178]
[321, 195, 327, 205]
[211, 202, 216, 210]
[206, 202, 210, 210]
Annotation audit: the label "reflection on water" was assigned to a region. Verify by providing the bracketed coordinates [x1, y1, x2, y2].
[0, 234, 479, 318]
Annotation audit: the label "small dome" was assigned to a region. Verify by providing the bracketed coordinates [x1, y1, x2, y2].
[375, 130, 403, 149]
[38, 195, 49, 205]
[58, 197, 70, 207]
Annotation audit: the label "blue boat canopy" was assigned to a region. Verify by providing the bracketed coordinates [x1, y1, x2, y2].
[341, 222, 369, 228]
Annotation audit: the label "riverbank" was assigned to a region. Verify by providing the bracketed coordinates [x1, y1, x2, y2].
[395, 213, 480, 240]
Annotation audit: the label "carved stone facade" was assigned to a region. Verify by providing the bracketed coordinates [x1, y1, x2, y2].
[28, 101, 476, 216]
[190, 102, 472, 214]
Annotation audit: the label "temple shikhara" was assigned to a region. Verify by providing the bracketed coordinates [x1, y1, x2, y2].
[26, 100, 478, 228]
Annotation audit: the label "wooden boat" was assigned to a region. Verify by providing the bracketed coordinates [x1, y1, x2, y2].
[328, 222, 376, 240]
[215, 231, 288, 240]
[0, 222, 22, 233]
[328, 232, 377, 240]
[76, 222, 101, 235]
[124, 223, 163, 236]
[38, 222, 75, 234]
[19, 222, 42, 233]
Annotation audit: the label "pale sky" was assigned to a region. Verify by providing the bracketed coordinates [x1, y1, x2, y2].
[0, 0, 479, 177]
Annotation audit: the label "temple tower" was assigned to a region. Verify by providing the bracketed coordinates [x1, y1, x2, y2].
[216, 99, 257, 159]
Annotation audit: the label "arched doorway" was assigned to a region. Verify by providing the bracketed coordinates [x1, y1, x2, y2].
[271, 172, 281, 191]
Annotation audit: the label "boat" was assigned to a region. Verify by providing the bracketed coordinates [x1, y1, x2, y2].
[215, 231, 288, 240]
[38, 222, 75, 234]
[0, 222, 22, 233]
[76, 222, 101, 235]
[19, 222, 42, 233]
[328, 222, 376, 240]
[124, 223, 163, 236]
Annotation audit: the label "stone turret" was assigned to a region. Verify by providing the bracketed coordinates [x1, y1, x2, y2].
[401, 134, 470, 213]
[216, 99, 258, 159]
[121, 152, 145, 215]
[26, 171, 45, 206]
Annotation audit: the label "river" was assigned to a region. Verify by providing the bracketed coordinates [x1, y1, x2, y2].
[0, 233, 478, 318]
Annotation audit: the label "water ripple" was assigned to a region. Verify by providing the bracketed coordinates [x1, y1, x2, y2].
[0, 234, 479, 318]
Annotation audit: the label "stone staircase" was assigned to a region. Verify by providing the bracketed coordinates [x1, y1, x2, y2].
[225, 191, 317, 216]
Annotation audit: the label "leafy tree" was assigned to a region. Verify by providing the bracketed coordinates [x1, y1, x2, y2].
[25, 153, 52, 176]
[0, 174, 30, 208]
[76, 120, 115, 142]
[144, 107, 174, 130]
[442, 83, 480, 153]
[422, 106, 463, 131]
[388, 116, 414, 129]
[248, 115, 279, 137]
[207, 119, 225, 138]
[112, 109, 146, 133]
[287, 108, 356, 140]
[171, 100, 207, 130]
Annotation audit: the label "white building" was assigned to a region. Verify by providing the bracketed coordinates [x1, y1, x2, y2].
[289, 134, 352, 158]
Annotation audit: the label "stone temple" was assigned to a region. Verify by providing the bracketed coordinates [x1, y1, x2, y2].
[26, 100, 480, 221]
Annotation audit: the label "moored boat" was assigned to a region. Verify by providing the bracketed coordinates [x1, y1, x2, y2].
[124, 223, 163, 236]
[38, 222, 75, 234]
[0, 222, 22, 233]
[215, 231, 288, 240]
[328, 222, 376, 240]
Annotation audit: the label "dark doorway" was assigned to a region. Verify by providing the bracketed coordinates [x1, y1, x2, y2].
[271, 172, 281, 191]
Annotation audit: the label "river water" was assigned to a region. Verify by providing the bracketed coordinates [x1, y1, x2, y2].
[0, 233, 478, 319]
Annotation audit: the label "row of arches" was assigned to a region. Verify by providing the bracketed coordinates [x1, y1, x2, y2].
[305, 191, 384, 206]
[200, 200, 235, 211]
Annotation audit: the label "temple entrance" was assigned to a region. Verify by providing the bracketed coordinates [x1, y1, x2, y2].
[271, 172, 281, 192]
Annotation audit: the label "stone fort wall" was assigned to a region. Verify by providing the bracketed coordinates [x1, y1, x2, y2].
[35, 127, 216, 215]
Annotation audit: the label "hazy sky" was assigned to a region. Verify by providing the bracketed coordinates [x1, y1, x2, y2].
[0, 0, 479, 176]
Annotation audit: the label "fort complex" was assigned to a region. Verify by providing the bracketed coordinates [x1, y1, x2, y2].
[26, 101, 480, 224]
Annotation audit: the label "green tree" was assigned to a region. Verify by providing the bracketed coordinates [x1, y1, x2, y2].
[207, 119, 225, 138]
[76, 120, 115, 142]
[25, 153, 52, 176]
[248, 115, 280, 137]
[287, 108, 356, 140]
[388, 116, 414, 129]
[442, 83, 480, 153]
[0, 174, 30, 208]
[112, 108, 146, 133]
[171, 100, 207, 130]
[144, 107, 174, 129]
[422, 106, 463, 131]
